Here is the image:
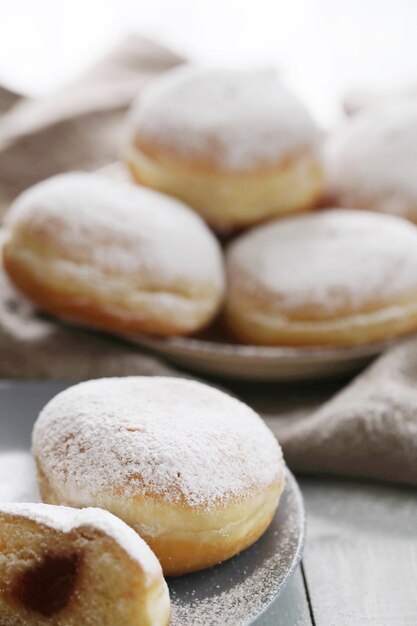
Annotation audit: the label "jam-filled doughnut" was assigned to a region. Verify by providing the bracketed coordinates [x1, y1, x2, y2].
[3, 172, 225, 337]
[32, 377, 285, 576]
[225, 209, 417, 347]
[325, 99, 417, 223]
[126, 66, 323, 231]
[0, 503, 170, 626]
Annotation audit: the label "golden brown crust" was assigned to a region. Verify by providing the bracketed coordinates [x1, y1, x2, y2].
[144, 505, 277, 575]
[3, 245, 213, 336]
[36, 462, 284, 576]
[225, 294, 417, 347]
[134, 136, 316, 175]
[126, 143, 324, 232]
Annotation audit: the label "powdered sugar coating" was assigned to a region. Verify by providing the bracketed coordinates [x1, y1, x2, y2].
[227, 209, 417, 314]
[0, 502, 162, 578]
[6, 172, 225, 293]
[33, 377, 284, 509]
[325, 99, 417, 220]
[130, 65, 320, 171]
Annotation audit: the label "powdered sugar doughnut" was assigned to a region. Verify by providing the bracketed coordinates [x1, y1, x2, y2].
[32, 377, 285, 576]
[3, 172, 225, 336]
[325, 100, 417, 223]
[126, 66, 323, 231]
[0, 503, 170, 625]
[225, 209, 417, 346]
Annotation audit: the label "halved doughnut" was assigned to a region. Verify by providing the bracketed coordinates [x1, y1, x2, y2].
[0, 503, 170, 626]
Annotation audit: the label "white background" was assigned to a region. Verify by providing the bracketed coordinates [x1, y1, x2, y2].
[1, 0, 417, 125]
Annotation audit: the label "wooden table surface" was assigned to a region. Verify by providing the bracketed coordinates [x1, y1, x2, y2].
[263, 478, 417, 626]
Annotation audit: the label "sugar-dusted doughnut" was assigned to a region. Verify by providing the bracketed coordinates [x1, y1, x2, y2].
[32, 377, 285, 576]
[0, 503, 170, 625]
[225, 209, 417, 347]
[325, 99, 417, 223]
[3, 172, 225, 336]
[126, 66, 323, 231]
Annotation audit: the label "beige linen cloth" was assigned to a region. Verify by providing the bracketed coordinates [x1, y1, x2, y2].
[1, 36, 416, 486]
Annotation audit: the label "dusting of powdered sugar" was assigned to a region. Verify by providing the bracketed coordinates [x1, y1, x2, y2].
[0, 502, 163, 578]
[276, 337, 417, 485]
[32, 377, 284, 508]
[226, 209, 417, 314]
[130, 65, 320, 170]
[325, 99, 417, 219]
[6, 172, 225, 291]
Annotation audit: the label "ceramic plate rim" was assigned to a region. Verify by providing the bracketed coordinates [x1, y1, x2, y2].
[128, 333, 401, 362]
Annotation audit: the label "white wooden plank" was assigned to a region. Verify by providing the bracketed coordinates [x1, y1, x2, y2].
[302, 479, 417, 626]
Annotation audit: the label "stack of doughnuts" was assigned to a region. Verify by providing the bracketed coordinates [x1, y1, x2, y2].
[2, 58, 417, 626]
[4, 64, 417, 351]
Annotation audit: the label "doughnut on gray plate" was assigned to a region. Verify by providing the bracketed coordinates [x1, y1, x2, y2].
[0, 381, 305, 625]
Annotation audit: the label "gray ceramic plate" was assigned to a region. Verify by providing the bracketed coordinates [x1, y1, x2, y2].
[0, 381, 305, 625]
[125, 333, 401, 381]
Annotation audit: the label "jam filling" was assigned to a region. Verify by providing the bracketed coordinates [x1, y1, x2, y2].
[11, 552, 82, 617]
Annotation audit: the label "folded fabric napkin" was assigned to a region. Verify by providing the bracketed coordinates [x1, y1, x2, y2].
[0, 36, 415, 486]
[237, 341, 417, 485]
[276, 339, 417, 484]
[0, 36, 183, 216]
